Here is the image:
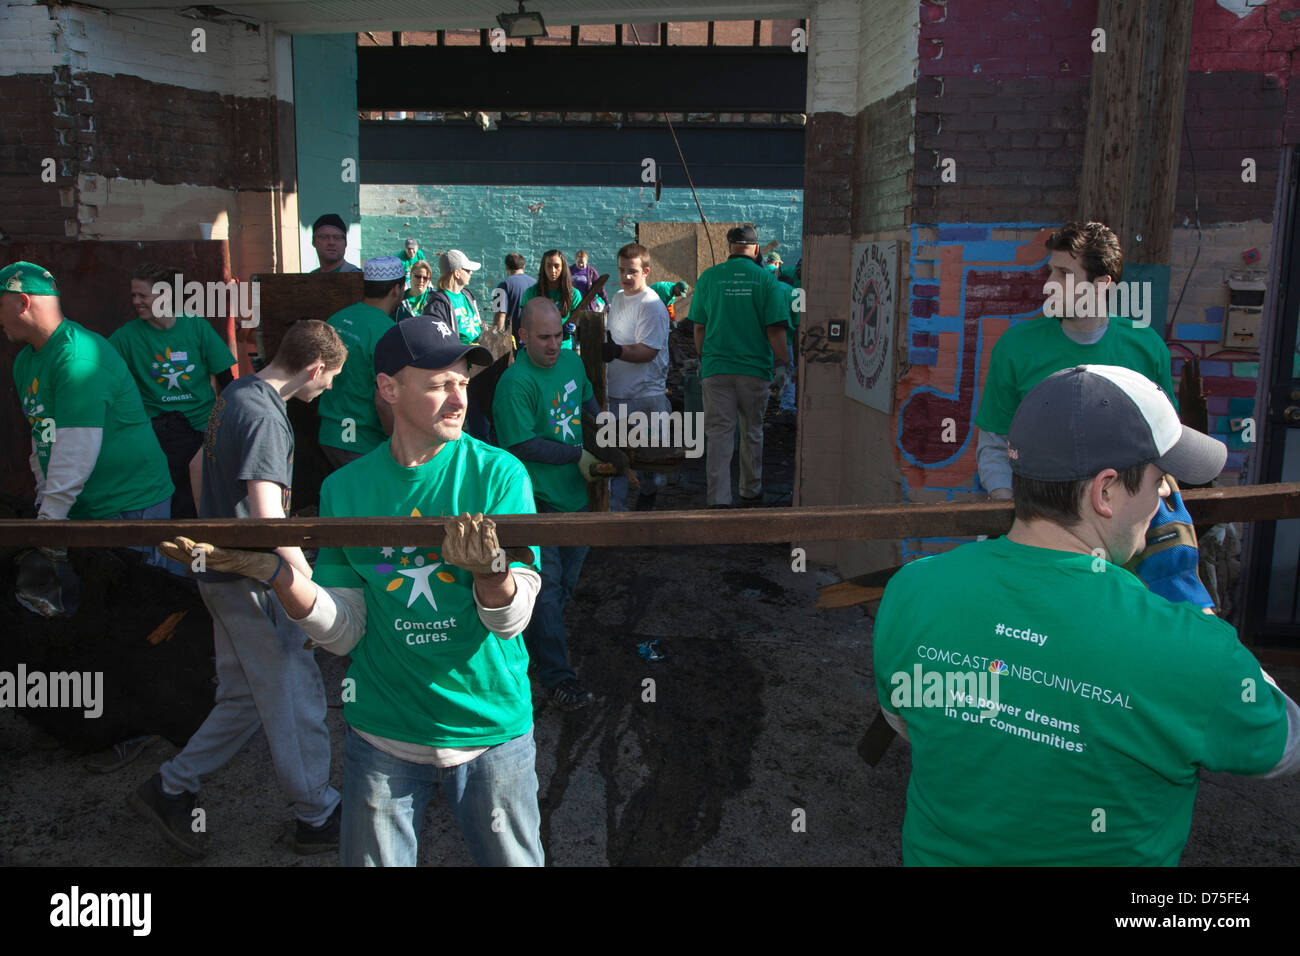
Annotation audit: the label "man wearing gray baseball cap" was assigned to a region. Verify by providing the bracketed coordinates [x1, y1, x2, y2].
[873, 365, 1298, 866]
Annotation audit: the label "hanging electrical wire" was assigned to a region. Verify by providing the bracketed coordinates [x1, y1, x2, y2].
[626, 26, 717, 266]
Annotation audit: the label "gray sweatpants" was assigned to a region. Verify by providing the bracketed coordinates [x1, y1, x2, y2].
[159, 578, 340, 826]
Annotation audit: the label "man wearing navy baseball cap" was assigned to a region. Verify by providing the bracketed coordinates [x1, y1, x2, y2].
[873, 365, 1298, 866]
[165, 313, 545, 865]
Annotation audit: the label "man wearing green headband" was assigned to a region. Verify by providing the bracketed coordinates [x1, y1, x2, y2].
[1, 261, 176, 598]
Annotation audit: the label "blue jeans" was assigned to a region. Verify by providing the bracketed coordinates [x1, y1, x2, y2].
[112, 497, 184, 576]
[524, 501, 589, 688]
[340, 725, 543, 867]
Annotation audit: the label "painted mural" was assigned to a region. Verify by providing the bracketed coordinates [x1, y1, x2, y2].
[896, 222, 1259, 560]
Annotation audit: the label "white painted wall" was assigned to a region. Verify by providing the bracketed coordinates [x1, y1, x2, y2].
[0, 1, 279, 100]
[857, 0, 920, 107]
[806, 0, 920, 114]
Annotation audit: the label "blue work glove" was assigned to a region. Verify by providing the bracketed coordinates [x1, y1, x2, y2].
[1124, 476, 1215, 610]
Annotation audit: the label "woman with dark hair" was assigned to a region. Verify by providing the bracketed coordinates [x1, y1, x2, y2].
[395, 259, 434, 319]
[520, 249, 583, 350]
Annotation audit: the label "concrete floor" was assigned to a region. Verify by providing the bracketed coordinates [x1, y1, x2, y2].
[1, 416, 1297, 866]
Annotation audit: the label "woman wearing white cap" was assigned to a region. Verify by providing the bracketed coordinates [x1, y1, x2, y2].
[427, 250, 491, 441]
[427, 250, 483, 345]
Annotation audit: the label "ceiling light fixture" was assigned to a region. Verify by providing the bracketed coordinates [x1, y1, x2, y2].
[497, 2, 546, 39]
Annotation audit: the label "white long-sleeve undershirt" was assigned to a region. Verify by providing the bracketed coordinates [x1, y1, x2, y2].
[34, 427, 103, 520]
[289, 567, 542, 768]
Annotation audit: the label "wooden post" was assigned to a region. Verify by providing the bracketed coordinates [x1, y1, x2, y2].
[578, 310, 610, 512]
[1076, 0, 1195, 265]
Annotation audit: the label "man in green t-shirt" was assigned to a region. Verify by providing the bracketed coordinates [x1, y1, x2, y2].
[110, 262, 236, 519]
[1, 261, 174, 599]
[874, 365, 1298, 866]
[397, 238, 426, 277]
[649, 280, 689, 312]
[318, 256, 405, 470]
[976, 221, 1176, 501]
[493, 298, 602, 711]
[691, 225, 790, 507]
[160, 315, 546, 866]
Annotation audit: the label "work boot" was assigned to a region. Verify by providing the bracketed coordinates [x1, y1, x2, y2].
[126, 773, 206, 859]
[550, 678, 594, 712]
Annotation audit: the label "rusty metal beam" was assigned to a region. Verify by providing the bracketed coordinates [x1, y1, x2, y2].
[2, 483, 1299, 550]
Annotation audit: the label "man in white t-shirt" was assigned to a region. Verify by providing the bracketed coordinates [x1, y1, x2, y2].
[601, 242, 671, 511]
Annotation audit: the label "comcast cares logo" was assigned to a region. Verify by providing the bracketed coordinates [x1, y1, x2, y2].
[989, 660, 1008, 675]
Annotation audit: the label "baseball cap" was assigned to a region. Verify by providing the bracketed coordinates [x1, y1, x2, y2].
[727, 225, 759, 245]
[405, 238, 418, 248]
[312, 213, 347, 236]
[1008, 365, 1226, 485]
[1, 261, 59, 296]
[374, 316, 492, 377]
[439, 250, 481, 274]
[363, 256, 406, 282]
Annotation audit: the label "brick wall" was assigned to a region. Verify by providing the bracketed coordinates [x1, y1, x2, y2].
[1176, 71, 1285, 225]
[853, 87, 916, 234]
[0, 2, 292, 276]
[359, 184, 804, 304]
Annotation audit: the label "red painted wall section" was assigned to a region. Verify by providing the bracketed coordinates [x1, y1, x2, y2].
[1190, 0, 1298, 84]
[919, 0, 1097, 77]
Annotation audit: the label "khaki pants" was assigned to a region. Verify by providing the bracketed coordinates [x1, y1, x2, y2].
[702, 373, 769, 506]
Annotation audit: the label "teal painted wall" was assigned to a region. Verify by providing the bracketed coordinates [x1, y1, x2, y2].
[359, 184, 803, 303]
[293, 35, 360, 271]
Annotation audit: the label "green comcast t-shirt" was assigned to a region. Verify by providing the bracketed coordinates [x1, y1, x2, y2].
[314, 436, 540, 748]
[975, 316, 1177, 435]
[445, 290, 481, 344]
[520, 286, 583, 350]
[109, 313, 236, 431]
[690, 255, 789, 379]
[873, 536, 1289, 867]
[492, 349, 592, 512]
[318, 301, 393, 453]
[649, 281, 678, 307]
[14, 319, 173, 518]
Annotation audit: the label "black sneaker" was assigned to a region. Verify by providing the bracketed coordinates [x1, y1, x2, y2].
[550, 678, 595, 712]
[126, 773, 206, 859]
[290, 803, 341, 856]
[633, 492, 658, 511]
[738, 494, 764, 508]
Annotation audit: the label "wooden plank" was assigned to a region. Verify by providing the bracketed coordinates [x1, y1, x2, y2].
[248, 272, 364, 365]
[4, 483, 1300, 549]
[815, 582, 885, 610]
[577, 309, 609, 512]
